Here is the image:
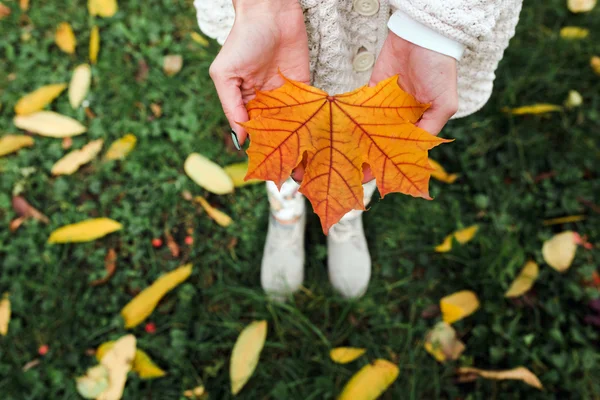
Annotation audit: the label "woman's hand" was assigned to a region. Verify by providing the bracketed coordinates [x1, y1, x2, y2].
[370, 32, 458, 136]
[209, 0, 310, 147]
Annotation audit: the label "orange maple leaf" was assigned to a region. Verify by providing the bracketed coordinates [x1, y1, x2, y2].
[242, 75, 451, 233]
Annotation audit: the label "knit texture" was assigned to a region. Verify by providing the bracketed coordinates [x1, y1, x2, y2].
[193, 0, 523, 118]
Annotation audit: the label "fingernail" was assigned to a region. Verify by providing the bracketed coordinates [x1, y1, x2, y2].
[231, 130, 241, 151]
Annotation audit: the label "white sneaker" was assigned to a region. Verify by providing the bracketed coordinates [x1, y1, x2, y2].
[327, 215, 371, 299]
[261, 180, 306, 301]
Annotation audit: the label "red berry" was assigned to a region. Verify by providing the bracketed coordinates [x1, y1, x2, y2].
[145, 322, 157, 334]
[184, 236, 193, 245]
[151, 238, 163, 248]
[38, 344, 49, 356]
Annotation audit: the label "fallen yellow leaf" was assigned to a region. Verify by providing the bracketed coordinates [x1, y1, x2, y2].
[184, 153, 234, 195]
[0, 135, 34, 157]
[560, 26, 589, 39]
[19, 0, 28, 11]
[230, 320, 268, 395]
[504, 261, 539, 298]
[69, 64, 92, 109]
[568, 0, 597, 12]
[88, 0, 118, 17]
[104, 134, 137, 160]
[48, 217, 122, 243]
[76, 364, 110, 399]
[440, 290, 480, 324]
[14, 83, 67, 115]
[90, 26, 100, 64]
[224, 162, 262, 187]
[507, 104, 563, 115]
[435, 225, 479, 253]
[543, 214, 585, 225]
[330, 347, 366, 364]
[423, 321, 465, 363]
[338, 359, 399, 400]
[190, 32, 209, 47]
[542, 231, 577, 272]
[195, 196, 233, 227]
[184, 386, 206, 398]
[97, 334, 136, 400]
[51, 139, 103, 175]
[14, 111, 86, 138]
[429, 159, 458, 184]
[96, 342, 166, 379]
[163, 54, 183, 76]
[592, 56, 600, 75]
[457, 366, 543, 390]
[55, 22, 76, 54]
[120, 264, 193, 328]
[0, 293, 10, 336]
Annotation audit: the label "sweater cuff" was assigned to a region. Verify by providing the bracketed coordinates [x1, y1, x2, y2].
[387, 10, 466, 61]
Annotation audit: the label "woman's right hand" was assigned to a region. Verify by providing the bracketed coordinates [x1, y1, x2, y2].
[209, 0, 310, 147]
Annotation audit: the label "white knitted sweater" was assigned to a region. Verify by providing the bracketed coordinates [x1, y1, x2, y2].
[194, 0, 523, 119]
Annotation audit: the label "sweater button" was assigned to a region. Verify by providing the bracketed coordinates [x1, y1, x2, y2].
[353, 0, 379, 16]
[353, 51, 375, 72]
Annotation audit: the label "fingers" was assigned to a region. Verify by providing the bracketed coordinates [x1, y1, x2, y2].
[209, 65, 249, 145]
[417, 95, 458, 136]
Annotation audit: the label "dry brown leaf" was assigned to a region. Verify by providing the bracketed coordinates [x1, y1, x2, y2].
[150, 103, 162, 118]
[14, 83, 67, 115]
[9, 216, 26, 232]
[424, 321, 465, 363]
[51, 139, 103, 175]
[12, 195, 49, 223]
[14, 111, 86, 138]
[560, 26, 589, 39]
[90, 248, 117, 286]
[0, 135, 34, 157]
[136, 59, 149, 82]
[164, 229, 180, 257]
[567, 0, 596, 13]
[90, 26, 100, 64]
[55, 22, 76, 54]
[542, 231, 577, 272]
[0, 293, 10, 336]
[440, 290, 480, 324]
[543, 215, 585, 225]
[69, 64, 92, 109]
[0, 2, 10, 19]
[457, 366, 543, 390]
[183, 386, 206, 398]
[504, 261, 539, 298]
[195, 196, 233, 227]
[62, 137, 73, 149]
[88, 0, 118, 17]
[163, 55, 183, 76]
[184, 153, 234, 195]
[591, 56, 600, 76]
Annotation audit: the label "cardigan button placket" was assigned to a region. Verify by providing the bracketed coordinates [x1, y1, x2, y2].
[352, 0, 379, 16]
[352, 50, 375, 72]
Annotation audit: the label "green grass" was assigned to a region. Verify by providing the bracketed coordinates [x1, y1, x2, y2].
[1, 0, 599, 399]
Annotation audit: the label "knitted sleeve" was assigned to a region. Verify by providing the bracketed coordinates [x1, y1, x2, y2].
[388, 0, 521, 50]
[193, 0, 234, 45]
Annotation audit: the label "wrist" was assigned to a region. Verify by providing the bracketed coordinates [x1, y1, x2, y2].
[233, 0, 300, 14]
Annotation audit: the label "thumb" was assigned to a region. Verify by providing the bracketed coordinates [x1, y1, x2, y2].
[211, 75, 250, 145]
[417, 97, 458, 136]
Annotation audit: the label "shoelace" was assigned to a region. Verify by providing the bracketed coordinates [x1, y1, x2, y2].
[329, 218, 360, 243]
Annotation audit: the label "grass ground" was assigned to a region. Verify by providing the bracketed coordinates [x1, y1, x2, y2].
[1, 0, 599, 399]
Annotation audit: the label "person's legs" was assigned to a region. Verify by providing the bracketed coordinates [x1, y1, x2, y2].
[327, 180, 377, 299]
[261, 179, 305, 301]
